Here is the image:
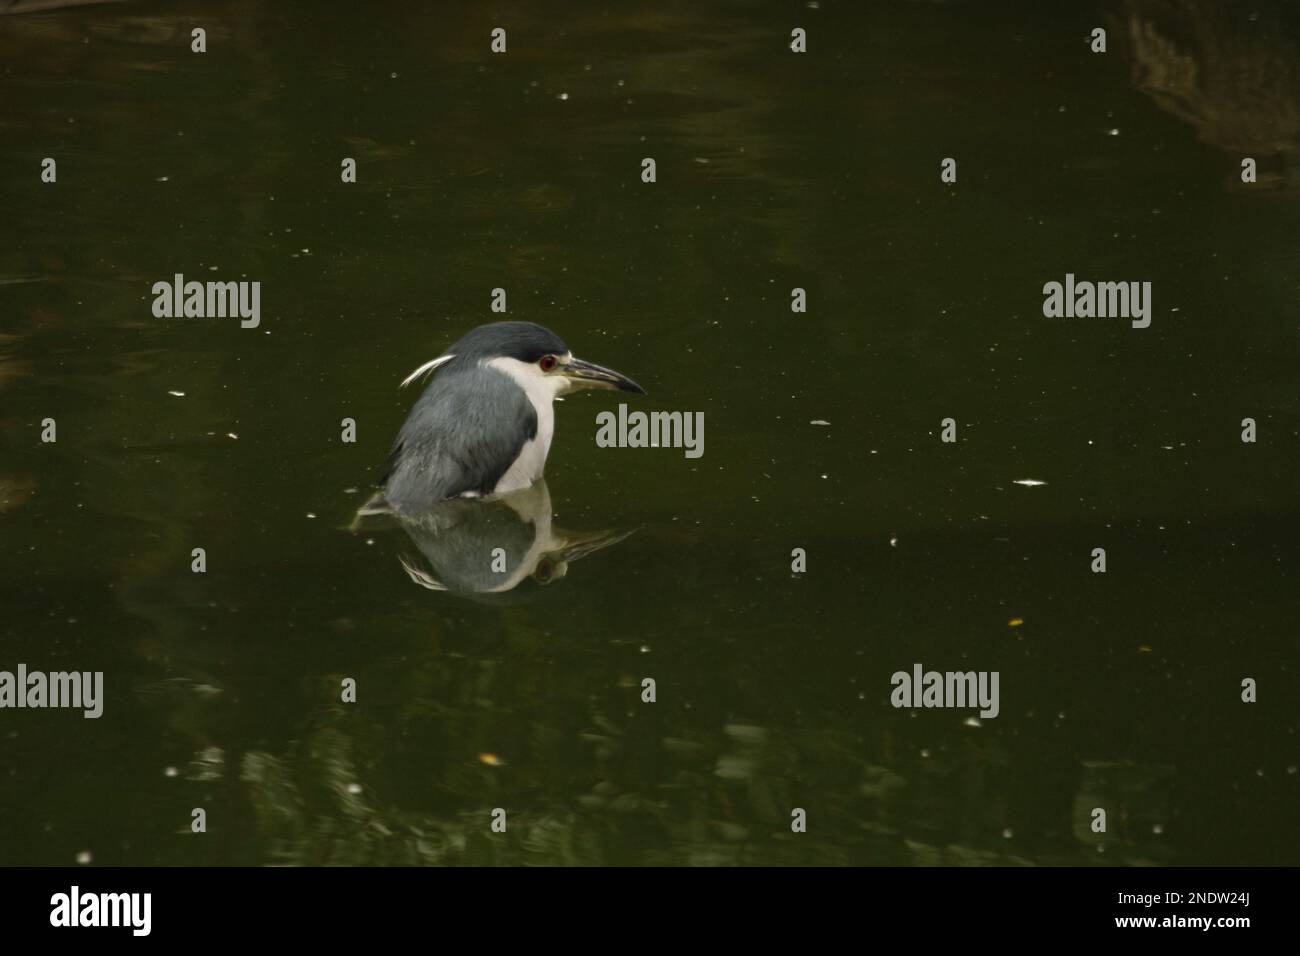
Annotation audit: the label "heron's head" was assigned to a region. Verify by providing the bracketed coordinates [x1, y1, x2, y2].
[402, 321, 645, 398]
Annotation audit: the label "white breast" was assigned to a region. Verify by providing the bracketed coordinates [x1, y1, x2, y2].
[486, 356, 560, 496]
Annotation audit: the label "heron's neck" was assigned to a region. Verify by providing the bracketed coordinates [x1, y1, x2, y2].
[485, 357, 558, 492]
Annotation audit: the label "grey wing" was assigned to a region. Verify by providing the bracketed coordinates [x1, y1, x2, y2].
[380, 367, 537, 508]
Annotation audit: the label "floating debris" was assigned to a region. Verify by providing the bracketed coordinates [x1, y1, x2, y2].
[167, 390, 185, 398]
[1008, 618, 1024, 627]
[478, 753, 504, 767]
[1012, 479, 1046, 487]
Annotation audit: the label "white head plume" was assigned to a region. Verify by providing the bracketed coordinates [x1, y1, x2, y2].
[399, 353, 455, 388]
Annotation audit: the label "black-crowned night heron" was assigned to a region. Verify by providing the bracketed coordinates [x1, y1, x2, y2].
[373, 321, 644, 511]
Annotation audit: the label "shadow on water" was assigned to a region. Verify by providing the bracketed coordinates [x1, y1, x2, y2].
[352, 479, 635, 603]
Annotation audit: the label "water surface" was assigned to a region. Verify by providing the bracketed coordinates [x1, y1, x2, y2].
[1, 0, 1297, 865]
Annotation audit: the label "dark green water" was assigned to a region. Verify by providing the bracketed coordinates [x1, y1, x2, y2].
[1, 0, 1297, 866]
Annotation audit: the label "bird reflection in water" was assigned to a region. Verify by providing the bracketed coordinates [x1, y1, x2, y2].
[351, 479, 632, 600]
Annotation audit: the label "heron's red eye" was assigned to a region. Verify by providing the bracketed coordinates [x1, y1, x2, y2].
[539, 355, 557, 372]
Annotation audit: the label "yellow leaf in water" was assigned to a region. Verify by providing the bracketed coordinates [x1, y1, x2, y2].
[1008, 618, 1024, 627]
[477, 753, 504, 767]
[1138, 646, 1153, 653]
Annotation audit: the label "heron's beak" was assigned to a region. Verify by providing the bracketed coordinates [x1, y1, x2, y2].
[534, 527, 638, 585]
[561, 357, 645, 395]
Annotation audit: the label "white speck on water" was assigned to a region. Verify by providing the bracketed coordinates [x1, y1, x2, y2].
[557, 92, 569, 101]
[306, 513, 317, 520]
[164, 767, 178, 778]
[346, 783, 363, 795]
[226, 432, 238, 440]
[155, 176, 169, 182]
[167, 390, 185, 397]
[810, 419, 830, 426]
[1013, 479, 1046, 486]
[76, 851, 92, 865]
